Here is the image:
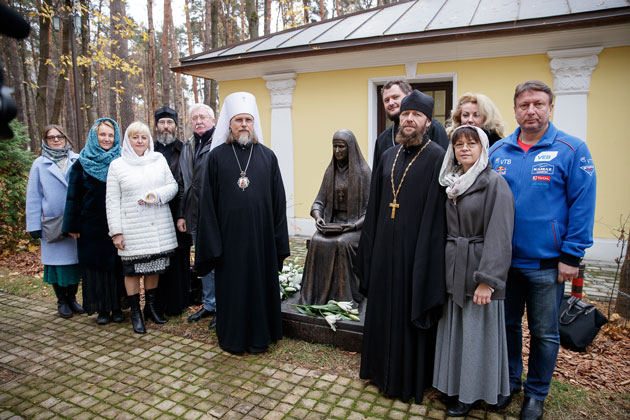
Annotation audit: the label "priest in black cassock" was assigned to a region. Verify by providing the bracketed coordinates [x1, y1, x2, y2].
[355, 90, 447, 403]
[195, 92, 290, 355]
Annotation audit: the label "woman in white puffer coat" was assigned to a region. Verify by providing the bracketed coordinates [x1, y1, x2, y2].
[106, 121, 178, 334]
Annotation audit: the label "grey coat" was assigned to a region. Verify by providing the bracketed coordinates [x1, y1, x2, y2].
[444, 166, 514, 305]
[179, 134, 213, 234]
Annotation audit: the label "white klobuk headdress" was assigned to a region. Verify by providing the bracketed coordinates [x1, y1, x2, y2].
[210, 91, 264, 152]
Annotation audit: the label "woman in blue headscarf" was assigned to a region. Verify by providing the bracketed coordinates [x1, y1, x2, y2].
[63, 118, 125, 325]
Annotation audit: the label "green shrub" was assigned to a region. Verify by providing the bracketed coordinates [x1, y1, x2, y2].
[0, 120, 35, 252]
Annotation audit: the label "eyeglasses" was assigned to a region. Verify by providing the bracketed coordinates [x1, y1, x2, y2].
[45, 135, 66, 140]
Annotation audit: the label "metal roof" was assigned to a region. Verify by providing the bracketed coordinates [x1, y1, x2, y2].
[175, 0, 630, 74]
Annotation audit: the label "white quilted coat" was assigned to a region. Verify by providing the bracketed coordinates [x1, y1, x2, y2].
[106, 154, 178, 257]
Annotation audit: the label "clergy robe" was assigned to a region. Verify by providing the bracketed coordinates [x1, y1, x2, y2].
[195, 142, 290, 354]
[355, 138, 447, 403]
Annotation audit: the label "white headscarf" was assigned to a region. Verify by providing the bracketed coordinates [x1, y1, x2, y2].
[438, 125, 489, 199]
[210, 91, 265, 152]
[121, 124, 161, 166]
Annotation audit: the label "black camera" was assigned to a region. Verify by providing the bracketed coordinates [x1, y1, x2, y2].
[0, 4, 31, 139]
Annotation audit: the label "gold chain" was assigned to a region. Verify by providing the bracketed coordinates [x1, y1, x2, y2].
[390, 140, 432, 206]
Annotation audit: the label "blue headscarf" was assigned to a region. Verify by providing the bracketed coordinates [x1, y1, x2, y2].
[79, 118, 121, 182]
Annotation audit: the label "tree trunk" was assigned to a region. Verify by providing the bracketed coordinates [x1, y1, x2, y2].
[264, 0, 271, 35]
[303, 0, 309, 23]
[147, 0, 159, 114]
[246, 0, 258, 39]
[109, 0, 134, 130]
[18, 42, 39, 150]
[50, 0, 72, 125]
[202, 0, 211, 109]
[95, 0, 106, 117]
[615, 238, 630, 319]
[184, 0, 198, 103]
[80, 0, 94, 140]
[166, 5, 184, 134]
[161, 0, 172, 106]
[209, 0, 219, 113]
[319, 0, 326, 19]
[5, 38, 26, 127]
[36, 0, 52, 134]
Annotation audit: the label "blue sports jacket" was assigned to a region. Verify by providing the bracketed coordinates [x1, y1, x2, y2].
[488, 122, 596, 269]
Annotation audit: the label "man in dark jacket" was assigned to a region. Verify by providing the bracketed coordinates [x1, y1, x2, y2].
[177, 103, 217, 327]
[153, 106, 192, 318]
[373, 80, 448, 171]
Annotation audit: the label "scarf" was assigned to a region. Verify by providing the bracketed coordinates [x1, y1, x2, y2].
[41, 140, 71, 166]
[438, 125, 489, 199]
[121, 126, 161, 166]
[79, 118, 121, 182]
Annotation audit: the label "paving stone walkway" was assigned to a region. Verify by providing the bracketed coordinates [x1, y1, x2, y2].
[0, 292, 521, 420]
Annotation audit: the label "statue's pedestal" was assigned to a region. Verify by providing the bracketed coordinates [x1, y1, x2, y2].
[280, 295, 364, 353]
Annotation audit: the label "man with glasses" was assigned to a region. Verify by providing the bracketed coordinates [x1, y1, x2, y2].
[177, 103, 217, 328]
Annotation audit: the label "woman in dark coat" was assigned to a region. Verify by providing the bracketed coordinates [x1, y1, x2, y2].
[298, 129, 371, 306]
[26, 125, 83, 318]
[434, 125, 514, 417]
[63, 118, 124, 325]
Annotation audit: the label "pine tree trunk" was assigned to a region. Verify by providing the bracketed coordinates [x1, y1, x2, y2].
[80, 0, 94, 142]
[147, 0, 159, 115]
[161, 0, 172, 106]
[319, 0, 326, 19]
[202, 0, 211, 109]
[18, 42, 39, 150]
[209, 0, 219, 113]
[184, 0, 199, 103]
[264, 0, 271, 35]
[109, 0, 134, 130]
[36, 0, 53, 133]
[50, 0, 72, 124]
[167, 8, 183, 134]
[246, 0, 258, 38]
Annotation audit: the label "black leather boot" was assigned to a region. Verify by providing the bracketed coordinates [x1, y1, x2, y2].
[143, 288, 167, 324]
[65, 283, 85, 314]
[51, 284, 72, 318]
[128, 294, 146, 334]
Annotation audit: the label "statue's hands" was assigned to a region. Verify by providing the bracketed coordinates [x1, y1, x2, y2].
[341, 223, 355, 232]
[315, 217, 326, 228]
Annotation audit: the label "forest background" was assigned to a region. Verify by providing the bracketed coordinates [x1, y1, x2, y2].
[2, 0, 396, 154]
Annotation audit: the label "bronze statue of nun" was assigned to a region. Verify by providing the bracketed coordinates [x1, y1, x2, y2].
[298, 129, 371, 306]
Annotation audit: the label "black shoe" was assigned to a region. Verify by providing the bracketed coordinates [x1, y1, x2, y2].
[520, 397, 544, 420]
[143, 288, 167, 324]
[188, 307, 214, 322]
[208, 316, 217, 330]
[65, 283, 85, 314]
[491, 393, 513, 410]
[111, 308, 124, 323]
[128, 294, 146, 334]
[51, 284, 72, 318]
[446, 400, 473, 417]
[96, 312, 111, 325]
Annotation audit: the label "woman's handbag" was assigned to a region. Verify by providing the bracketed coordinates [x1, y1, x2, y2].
[41, 215, 65, 243]
[558, 295, 608, 352]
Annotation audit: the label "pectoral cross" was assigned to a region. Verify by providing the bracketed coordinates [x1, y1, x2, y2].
[389, 199, 399, 219]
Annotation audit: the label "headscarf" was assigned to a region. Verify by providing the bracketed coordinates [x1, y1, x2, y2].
[313, 129, 371, 223]
[438, 125, 489, 199]
[210, 92, 264, 152]
[79, 118, 121, 182]
[41, 140, 71, 166]
[121, 123, 161, 166]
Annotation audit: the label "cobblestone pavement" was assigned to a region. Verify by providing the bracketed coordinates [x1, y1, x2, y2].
[0, 292, 522, 420]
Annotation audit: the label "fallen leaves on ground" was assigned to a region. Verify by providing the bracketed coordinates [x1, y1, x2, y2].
[0, 246, 43, 276]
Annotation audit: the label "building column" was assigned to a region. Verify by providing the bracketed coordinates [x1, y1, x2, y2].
[547, 47, 602, 141]
[264, 73, 297, 232]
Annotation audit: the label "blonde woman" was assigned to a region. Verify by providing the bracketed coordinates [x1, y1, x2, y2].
[106, 122, 178, 334]
[446, 93, 507, 146]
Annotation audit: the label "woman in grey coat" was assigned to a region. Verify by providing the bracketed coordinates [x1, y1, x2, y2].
[434, 125, 514, 416]
[26, 125, 83, 318]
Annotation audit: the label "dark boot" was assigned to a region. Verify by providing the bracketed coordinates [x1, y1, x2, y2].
[111, 308, 124, 323]
[51, 284, 72, 318]
[128, 294, 146, 334]
[143, 288, 167, 324]
[65, 283, 85, 314]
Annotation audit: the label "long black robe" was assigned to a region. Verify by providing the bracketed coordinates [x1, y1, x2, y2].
[154, 139, 192, 316]
[195, 142, 290, 354]
[373, 119, 448, 171]
[355, 138, 447, 403]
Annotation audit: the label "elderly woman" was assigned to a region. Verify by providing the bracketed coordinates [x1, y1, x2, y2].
[63, 118, 124, 325]
[445, 93, 507, 146]
[26, 125, 83, 318]
[106, 122, 178, 334]
[434, 125, 514, 417]
[298, 129, 371, 306]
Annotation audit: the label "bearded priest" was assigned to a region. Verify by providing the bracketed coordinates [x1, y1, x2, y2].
[195, 92, 290, 355]
[355, 90, 447, 403]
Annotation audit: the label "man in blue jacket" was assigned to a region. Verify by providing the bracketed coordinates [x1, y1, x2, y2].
[489, 80, 596, 420]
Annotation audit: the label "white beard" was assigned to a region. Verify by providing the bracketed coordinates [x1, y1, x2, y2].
[237, 132, 253, 146]
[156, 132, 175, 145]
